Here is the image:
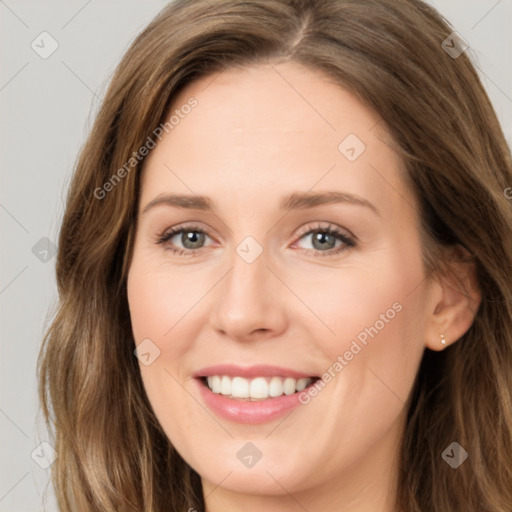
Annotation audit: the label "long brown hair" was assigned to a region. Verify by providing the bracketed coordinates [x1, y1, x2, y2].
[38, 0, 512, 510]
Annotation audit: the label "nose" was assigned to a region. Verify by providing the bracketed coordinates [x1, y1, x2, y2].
[209, 241, 288, 341]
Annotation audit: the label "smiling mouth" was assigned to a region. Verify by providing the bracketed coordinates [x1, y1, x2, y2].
[200, 375, 320, 401]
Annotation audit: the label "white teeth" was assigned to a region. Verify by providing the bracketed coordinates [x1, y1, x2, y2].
[220, 376, 231, 395]
[249, 377, 268, 399]
[296, 377, 309, 391]
[269, 376, 283, 397]
[208, 376, 221, 393]
[231, 377, 249, 398]
[283, 377, 296, 395]
[204, 375, 314, 400]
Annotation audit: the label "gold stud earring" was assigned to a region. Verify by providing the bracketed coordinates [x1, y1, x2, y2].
[440, 333, 446, 345]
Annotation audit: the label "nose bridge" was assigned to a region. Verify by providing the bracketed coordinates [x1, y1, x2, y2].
[223, 235, 271, 308]
[210, 233, 286, 338]
[223, 217, 270, 292]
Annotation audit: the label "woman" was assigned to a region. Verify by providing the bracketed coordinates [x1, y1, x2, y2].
[38, 0, 512, 510]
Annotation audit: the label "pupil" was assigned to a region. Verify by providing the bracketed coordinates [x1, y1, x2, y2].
[313, 231, 335, 250]
[183, 231, 204, 249]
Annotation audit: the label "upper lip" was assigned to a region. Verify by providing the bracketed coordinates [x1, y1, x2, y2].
[193, 364, 318, 379]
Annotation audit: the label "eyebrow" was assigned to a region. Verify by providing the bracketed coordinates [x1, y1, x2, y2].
[141, 191, 379, 216]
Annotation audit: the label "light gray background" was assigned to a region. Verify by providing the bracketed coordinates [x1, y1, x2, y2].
[1, 1, 511, 510]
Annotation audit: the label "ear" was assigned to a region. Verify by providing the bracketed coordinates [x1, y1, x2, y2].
[425, 246, 482, 351]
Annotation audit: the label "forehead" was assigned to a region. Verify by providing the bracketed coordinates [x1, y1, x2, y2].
[140, 61, 410, 218]
[164, 62, 381, 151]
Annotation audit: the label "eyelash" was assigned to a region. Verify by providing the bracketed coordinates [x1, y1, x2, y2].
[156, 222, 356, 258]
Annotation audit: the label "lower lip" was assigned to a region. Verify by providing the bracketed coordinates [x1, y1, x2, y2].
[196, 379, 309, 424]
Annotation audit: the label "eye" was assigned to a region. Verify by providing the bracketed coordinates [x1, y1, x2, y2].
[156, 223, 213, 256]
[292, 222, 356, 257]
[156, 222, 356, 257]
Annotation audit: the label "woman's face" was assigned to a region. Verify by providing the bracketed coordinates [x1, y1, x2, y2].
[127, 62, 440, 507]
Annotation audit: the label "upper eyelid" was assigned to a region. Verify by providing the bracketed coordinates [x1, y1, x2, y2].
[161, 223, 211, 239]
[295, 222, 354, 239]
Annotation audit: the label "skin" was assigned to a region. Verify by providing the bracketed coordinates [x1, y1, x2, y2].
[126, 61, 480, 512]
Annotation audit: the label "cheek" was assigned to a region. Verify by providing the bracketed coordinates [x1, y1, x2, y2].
[127, 259, 207, 343]
[294, 250, 424, 352]
[126, 257, 213, 428]
[298, 244, 428, 405]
